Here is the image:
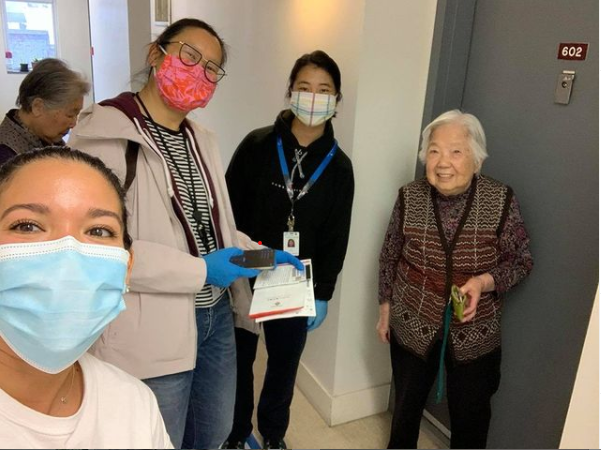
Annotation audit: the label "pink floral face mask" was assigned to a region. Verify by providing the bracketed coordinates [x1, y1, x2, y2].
[154, 50, 216, 112]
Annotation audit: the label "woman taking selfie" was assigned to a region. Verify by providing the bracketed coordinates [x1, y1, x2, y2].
[0, 147, 171, 448]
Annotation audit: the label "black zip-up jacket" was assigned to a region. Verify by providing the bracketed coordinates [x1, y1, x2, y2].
[226, 110, 354, 300]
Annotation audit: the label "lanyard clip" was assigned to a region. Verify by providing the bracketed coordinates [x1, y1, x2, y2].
[294, 149, 305, 179]
[287, 214, 295, 232]
[285, 180, 294, 200]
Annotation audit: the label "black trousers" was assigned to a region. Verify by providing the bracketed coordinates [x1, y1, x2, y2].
[228, 317, 308, 442]
[388, 335, 501, 449]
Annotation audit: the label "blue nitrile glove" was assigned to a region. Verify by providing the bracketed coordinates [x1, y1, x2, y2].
[307, 300, 328, 332]
[274, 249, 305, 271]
[204, 248, 260, 288]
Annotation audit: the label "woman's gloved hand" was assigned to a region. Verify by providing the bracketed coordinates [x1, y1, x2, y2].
[274, 250, 305, 271]
[307, 300, 328, 331]
[204, 248, 260, 288]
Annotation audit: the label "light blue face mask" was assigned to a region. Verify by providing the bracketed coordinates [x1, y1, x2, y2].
[0, 236, 129, 374]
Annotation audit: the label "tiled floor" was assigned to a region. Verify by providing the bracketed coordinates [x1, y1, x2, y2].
[250, 340, 447, 449]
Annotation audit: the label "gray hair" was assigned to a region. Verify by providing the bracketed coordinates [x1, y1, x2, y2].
[418, 109, 488, 173]
[16, 58, 90, 112]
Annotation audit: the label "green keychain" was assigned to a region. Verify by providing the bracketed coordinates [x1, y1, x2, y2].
[450, 284, 467, 321]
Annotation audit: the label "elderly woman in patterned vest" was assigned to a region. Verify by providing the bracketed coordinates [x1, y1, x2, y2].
[0, 58, 89, 165]
[377, 109, 533, 449]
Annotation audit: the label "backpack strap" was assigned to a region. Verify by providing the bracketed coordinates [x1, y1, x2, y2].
[124, 140, 139, 192]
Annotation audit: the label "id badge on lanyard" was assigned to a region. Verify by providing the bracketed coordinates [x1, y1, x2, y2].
[283, 231, 300, 256]
[277, 136, 337, 256]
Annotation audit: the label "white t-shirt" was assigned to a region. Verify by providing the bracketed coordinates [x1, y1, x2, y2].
[0, 353, 173, 449]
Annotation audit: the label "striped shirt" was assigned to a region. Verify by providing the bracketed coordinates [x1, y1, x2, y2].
[144, 117, 224, 308]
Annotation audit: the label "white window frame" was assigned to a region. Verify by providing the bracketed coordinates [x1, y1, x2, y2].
[1, 0, 59, 73]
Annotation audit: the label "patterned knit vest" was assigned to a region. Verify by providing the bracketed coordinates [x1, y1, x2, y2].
[0, 110, 53, 155]
[390, 176, 512, 362]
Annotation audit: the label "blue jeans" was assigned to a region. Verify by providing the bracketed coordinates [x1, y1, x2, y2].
[143, 295, 237, 449]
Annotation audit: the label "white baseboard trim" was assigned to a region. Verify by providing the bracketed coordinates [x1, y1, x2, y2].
[423, 410, 451, 438]
[295, 362, 333, 424]
[296, 361, 391, 426]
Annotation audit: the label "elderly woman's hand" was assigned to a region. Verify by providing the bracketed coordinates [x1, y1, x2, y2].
[459, 274, 495, 322]
[376, 302, 391, 343]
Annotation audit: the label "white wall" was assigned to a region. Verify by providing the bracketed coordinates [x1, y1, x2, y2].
[89, 0, 131, 102]
[171, 0, 437, 424]
[127, 0, 151, 80]
[0, 0, 93, 113]
[172, 0, 362, 164]
[299, 0, 438, 423]
[559, 288, 599, 449]
[330, 0, 437, 394]
[89, 0, 150, 102]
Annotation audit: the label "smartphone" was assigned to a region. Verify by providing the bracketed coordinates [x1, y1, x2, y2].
[230, 249, 276, 270]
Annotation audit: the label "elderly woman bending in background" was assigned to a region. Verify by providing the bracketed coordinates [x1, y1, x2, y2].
[377, 110, 533, 449]
[0, 58, 89, 164]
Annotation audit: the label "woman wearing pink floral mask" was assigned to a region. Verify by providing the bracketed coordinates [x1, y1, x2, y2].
[68, 18, 300, 450]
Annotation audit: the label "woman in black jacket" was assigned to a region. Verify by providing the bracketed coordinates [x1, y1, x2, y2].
[224, 50, 354, 449]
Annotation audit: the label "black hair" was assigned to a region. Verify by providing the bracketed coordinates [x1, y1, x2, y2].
[286, 50, 342, 102]
[0, 146, 132, 249]
[154, 18, 228, 66]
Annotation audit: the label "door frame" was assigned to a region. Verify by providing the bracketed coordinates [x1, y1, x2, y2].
[415, 0, 477, 180]
[413, 0, 598, 447]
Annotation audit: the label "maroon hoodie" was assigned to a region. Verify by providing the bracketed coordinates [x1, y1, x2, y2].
[100, 92, 224, 253]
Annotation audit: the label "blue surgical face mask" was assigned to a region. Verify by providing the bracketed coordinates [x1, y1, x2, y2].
[0, 236, 129, 374]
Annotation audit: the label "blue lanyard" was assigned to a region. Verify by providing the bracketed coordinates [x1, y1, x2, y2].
[276, 136, 337, 204]
[435, 301, 453, 403]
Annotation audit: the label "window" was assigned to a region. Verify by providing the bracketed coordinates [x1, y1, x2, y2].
[2, 0, 57, 73]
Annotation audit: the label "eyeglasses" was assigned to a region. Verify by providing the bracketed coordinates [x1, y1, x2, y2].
[163, 41, 226, 83]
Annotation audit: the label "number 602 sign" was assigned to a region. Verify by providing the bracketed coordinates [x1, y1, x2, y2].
[557, 43, 589, 61]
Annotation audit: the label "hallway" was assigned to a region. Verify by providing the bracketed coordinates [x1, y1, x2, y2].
[249, 340, 447, 449]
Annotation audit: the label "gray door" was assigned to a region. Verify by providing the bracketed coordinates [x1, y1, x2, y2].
[420, 1, 599, 448]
